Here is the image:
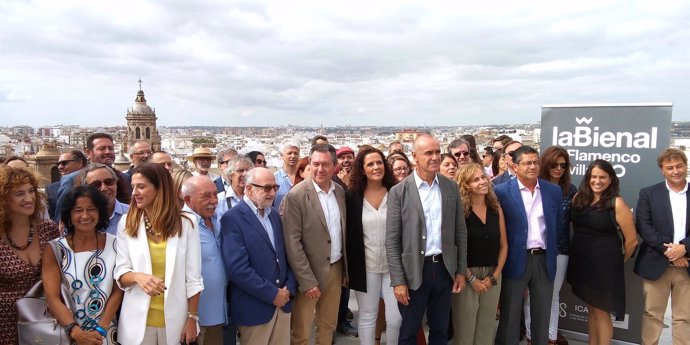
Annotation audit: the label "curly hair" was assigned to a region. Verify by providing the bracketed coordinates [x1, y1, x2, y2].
[0, 166, 45, 235]
[60, 185, 110, 234]
[455, 163, 500, 217]
[349, 147, 397, 194]
[572, 159, 620, 211]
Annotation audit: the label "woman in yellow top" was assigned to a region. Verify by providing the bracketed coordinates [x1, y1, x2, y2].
[114, 163, 203, 345]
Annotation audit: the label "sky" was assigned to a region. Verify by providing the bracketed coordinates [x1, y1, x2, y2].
[1, 0, 688, 127]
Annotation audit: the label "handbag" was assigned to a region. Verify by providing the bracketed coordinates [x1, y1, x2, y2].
[16, 241, 75, 345]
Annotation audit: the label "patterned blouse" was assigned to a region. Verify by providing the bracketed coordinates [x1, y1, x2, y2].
[558, 184, 578, 255]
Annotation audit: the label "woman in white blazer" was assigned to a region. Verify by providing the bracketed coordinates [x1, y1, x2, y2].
[114, 163, 204, 345]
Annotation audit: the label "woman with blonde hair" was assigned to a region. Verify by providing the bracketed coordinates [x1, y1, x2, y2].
[114, 163, 203, 345]
[452, 163, 507, 345]
[0, 166, 60, 344]
[171, 169, 193, 209]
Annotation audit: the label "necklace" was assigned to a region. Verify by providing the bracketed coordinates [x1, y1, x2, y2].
[144, 214, 161, 237]
[6, 226, 34, 251]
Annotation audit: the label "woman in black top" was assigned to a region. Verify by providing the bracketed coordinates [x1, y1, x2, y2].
[451, 163, 508, 345]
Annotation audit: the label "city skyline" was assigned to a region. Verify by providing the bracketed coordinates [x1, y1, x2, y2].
[2, 0, 689, 127]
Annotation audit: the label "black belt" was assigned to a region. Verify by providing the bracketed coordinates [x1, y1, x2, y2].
[424, 254, 442, 263]
[527, 248, 546, 255]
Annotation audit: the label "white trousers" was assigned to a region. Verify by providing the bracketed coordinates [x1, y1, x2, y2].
[524, 254, 568, 340]
[354, 271, 402, 345]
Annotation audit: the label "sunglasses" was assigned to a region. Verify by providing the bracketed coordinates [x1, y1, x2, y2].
[218, 160, 229, 165]
[453, 151, 470, 158]
[57, 159, 77, 167]
[551, 162, 568, 169]
[88, 178, 116, 189]
[251, 183, 280, 193]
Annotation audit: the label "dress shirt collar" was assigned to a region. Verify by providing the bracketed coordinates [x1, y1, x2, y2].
[226, 187, 241, 201]
[413, 169, 439, 188]
[665, 180, 688, 194]
[517, 178, 540, 191]
[243, 195, 272, 218]
[110, 200, 128, 220]
[312, 179, 335, 194]
[182, 204, 218, 230]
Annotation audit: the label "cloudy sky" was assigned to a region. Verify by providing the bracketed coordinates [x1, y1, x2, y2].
[1, 0, 688, 127]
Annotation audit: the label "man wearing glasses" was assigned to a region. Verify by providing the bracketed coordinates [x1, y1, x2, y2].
[124, 140, 152, 177]
[46, 150, 87, 219]
[447, 138, 473, 166]
[221, 167, 295, 345]
[80, 163, 129, 236]
[215, 157, 253, 219]
[214, 148, 239, 193]
[494, 146, 563, 345]
[492, 140, 523, 185]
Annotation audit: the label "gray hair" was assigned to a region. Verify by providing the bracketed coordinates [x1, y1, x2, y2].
[129, 140, 151, 154]
[80, 163, 117, 185]
[280, 142, 300, 153]
[447, 138, 470, 153]
[309, 144, 337, 164]
[244, 167, 274, 192]
[223, 156, 253, 178]
[216, 148, 238, 162]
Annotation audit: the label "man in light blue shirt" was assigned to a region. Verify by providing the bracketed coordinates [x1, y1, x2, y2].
[182, 176, 228, 344]
[274, 142, 300, 209]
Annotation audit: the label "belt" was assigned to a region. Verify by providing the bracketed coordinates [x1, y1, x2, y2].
[424, 254, 442, 263]
[527, 248, 546, 255]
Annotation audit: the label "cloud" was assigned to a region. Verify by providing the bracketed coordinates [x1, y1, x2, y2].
[1, 0, 689, 127]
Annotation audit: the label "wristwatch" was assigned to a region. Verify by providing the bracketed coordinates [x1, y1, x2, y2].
[64, 322, 78, 337]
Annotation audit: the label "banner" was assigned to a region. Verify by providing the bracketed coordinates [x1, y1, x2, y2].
[540, 103, 673, 344]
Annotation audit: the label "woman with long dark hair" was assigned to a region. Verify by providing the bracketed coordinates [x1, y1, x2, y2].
[0, 166, 60, 344]
[43, 185, 123, 344]
[524, 146, 577, 344]
[114, 163, 203, 345]
[567, 159, 638, 345]
[346, 146, 401, 345]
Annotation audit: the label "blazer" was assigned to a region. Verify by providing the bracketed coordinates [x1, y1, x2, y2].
[214, 177, 225, 194]
[385, 173, 468, 291]
[634, 181, 690, 280]
[494, 177, 563, 281]
[282, 178, 348, 293]
[491, 170, 512, 186]
[345, 190, 369, 292]
[221, 200, 296, 326]
[46, 181, 60, 220]
[114, 213, 204, 345]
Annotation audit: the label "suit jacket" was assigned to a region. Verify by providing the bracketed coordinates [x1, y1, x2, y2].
[54, 167, 132, 222]
[634, 181, 690, 280]
[345, 190, 369, 292]
[46, 181, 60, 220]
[385, 173, 468, 291]
[221, 200, 296, 326]
[282, 178, 348, 292]
[214, 176, 225, 194]
[494, 177, 563, 281]
[492, 170, 512, 186]
[114, 213, 204, 345]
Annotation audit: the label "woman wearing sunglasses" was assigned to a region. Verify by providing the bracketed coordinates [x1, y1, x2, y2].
[247, 151, 267, 168]
[523, 146, 577, 345]
[115, 163, 203, 345]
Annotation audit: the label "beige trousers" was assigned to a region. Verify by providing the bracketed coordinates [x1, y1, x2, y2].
[238, 308, 291, 345]
[641, 266, 690, 345]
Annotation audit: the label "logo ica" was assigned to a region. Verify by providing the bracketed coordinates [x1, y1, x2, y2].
[575, 117, 592, 124]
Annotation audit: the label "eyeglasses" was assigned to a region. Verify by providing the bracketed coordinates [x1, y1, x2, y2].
[88, 178, 116, 189]
[453, 151, 470, 158]
[518, 161, 540, 167]
[57, 159, 78, 167]
[504, 151, 514, 157]
[251, 183, 280, 193]
[393, 167, 409, 173]
[551, 162, 568, 169]
[218, 160, 229, 165]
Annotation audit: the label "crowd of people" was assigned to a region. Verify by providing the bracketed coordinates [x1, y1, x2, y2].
[0, 131, 688, 345]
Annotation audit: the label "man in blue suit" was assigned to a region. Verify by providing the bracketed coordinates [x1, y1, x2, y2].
[491, 140, 522, 185]
[634, 148, 690, 344]
[221, 167, 296, 344]
[494, 146, 563, 345]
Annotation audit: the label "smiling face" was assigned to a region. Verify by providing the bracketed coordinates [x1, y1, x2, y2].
[8, 183, 36, 217]
[230, 161, 252, 193]
[85, 168, 117, 208]
[440, 156, 458, 179]
[57, 153, 83, 175]
[338, 152, 355, 173]
[467, 167, 489, 196]
[131, 173, 157, 212]
[392, 159, 410, 182]
[310, 151, 336, 190]
[363, 152, 385, 183]
[186, 178, 218, 220]
[70, 196, 99, 234]
[589, 166, 611, 196]
[661, 158, 688, 188]
[450, 143, 471, 166]
[130, 141, 152, 167]
[87, 137, 115, 166]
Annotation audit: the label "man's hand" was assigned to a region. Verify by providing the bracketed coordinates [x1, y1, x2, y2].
[664, 243, 687, 261]
[671, 257, 689, 268]
[394, 284, 410, 305]
[273, 287, 291, 307]
[304, 286, 321, 300]
[452, 274, 466, 293]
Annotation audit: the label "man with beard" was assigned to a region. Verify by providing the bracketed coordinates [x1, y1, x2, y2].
[188, 147, 220, 180]
[54, 133, 131, 222]
[222, 167, 296, 344]
[124, 140, 152, 177]
[81, 163, 129, 235]
[216, 157, 253, 218]
[183, 176, 227, 344]
[274, 142, 300, 209]
[46, 150, 87, 219]
[336, 147, 355, 188]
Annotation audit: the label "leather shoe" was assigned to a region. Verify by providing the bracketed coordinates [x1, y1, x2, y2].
[336, 321, 358, 337]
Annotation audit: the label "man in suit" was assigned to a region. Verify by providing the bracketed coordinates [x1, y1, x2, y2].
[221, 167, 296, 344]
[634, 148, 690, 344]
[283, 144, 347, 345]
[386, 133, 468, 345]
[494, 145, 563, 345]
[492, 140, 522, 185]
[47, 150, 86, 219]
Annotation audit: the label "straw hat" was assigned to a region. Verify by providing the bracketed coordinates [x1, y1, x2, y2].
[186, 147, 215, 161]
